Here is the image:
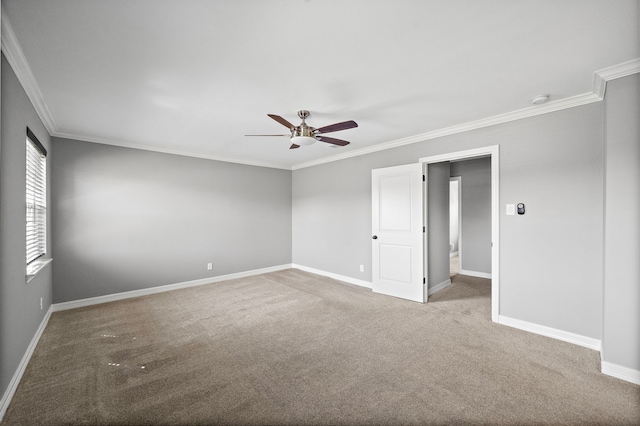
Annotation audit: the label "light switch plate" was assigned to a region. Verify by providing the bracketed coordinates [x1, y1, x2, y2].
[506, 204, 515, 215]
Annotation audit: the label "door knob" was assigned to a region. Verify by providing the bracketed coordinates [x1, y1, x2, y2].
[372, 235, 378, 239]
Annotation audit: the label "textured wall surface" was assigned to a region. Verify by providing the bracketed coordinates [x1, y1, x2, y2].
[0, 53, 53, 407]
[603, 74, 640, 373]
[450, 157, 491, 275]
[293, 102, 604, 340]
[51, 138, 292, 303]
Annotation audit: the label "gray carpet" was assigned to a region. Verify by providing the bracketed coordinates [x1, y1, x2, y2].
[2, 269, 639, 425]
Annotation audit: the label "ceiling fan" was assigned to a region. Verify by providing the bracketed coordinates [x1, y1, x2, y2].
[245, 110, 358, 149]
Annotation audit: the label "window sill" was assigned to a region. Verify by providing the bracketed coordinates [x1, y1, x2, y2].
[26, 258, 53, 283]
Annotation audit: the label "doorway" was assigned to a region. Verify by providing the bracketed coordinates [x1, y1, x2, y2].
[420, 146, 499, 322]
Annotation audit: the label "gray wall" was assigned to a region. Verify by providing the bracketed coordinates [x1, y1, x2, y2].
[0, 54, 53, 402]
[51, 138, 292, 303]
[427, 162, 450, 289]
[450, 157, 492, 275]
[293, 102, 604, 341]
[602, 74, 640, 372]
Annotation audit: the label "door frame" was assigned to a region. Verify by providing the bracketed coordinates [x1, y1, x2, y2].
[449, 176, 462, 260]
[419, 145, 500, 322]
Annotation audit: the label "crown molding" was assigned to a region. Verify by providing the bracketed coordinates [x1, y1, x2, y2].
[292, 58, 639, 170]
[594, 58, 640, 98]
[291, 91, 602, 170]
[1, 8, 57, 135]
[1, 11, 637, 172]
[52, 130, 292, 170]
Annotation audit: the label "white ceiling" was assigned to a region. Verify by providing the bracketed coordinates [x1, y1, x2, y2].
[2, 0, 638, 169]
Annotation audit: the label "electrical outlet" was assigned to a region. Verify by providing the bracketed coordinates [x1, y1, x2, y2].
[360, 265, 364, 272]
[207, 263, 213, 271]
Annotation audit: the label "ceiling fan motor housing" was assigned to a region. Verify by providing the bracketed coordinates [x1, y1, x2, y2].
[294, 110, 314, 137]
[293, 123, 314, 137]
[291, 111, 316, 145]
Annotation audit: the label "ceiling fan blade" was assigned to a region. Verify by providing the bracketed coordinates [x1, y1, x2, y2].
[290, 144, 300, 149]
[244, 134, 290, 137]
[316, 135, 350, 146]
[314, 120, 358, 134]
[268, 114, 296, 130]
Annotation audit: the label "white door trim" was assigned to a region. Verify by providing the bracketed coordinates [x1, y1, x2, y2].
[419, 146, 500, 322]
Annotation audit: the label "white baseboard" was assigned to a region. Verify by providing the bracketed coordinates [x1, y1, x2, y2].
[292, 264, 372, 289]
[498, 315, 601, 351]
[449, 251, 459, 258]
[52, 264, 293, 312]
[459, 269, 492, 279]
[601, 361, 640, 385]
[0, 306, 53, 422]
[428, 279, 451, 296]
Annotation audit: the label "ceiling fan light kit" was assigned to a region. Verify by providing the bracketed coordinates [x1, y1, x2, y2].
[291, 135, 316, 146]
[246, 110, 358, 149]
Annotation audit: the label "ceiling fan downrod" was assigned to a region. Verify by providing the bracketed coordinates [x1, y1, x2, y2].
[295, 110, 314, 137]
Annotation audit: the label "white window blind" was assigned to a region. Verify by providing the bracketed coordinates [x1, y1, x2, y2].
[26, 129, 47, 265]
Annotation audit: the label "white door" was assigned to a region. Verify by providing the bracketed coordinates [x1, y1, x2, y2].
[372, 163, 424, 302]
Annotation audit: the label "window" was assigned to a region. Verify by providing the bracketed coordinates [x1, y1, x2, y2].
[26, 128, 47, 265]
